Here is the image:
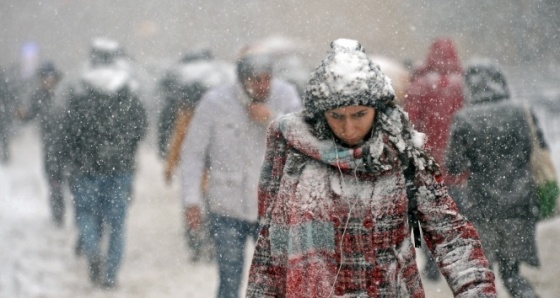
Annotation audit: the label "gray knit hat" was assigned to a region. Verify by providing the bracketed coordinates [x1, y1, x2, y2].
[303, 39, 395, 139]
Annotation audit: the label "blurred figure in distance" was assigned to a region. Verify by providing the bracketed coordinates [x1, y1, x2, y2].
[63, 37, 147, 289]
[180, 46, 301, 298]
[162, 48, 235, 262]
[404, 37, 466, 281]
[18, 61, 66, 226]
[446, 59, 542, 298]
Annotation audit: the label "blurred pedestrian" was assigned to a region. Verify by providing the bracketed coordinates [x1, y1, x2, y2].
[180, 49, 301, 298]
[0, 67, 16, 163]
[246, 38, 496, 297]
[446, 59, 542, 298]
[163, 49, 235, 183]
[157, 48, 215, 159]
[162, 50, 235, 262]
[18, 61, 66, 226]
[63, 38, 147, 289]
[404, 37, 466, 281]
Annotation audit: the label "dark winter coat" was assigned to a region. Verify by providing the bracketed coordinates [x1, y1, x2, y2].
[247, 111, 496, 297]
[446, 101, 538, 219]
[404, 38, 464, 184]
[0, 69, 15, 130]
[445, 61, 541, 267]
[157, 58, 234, 158]
[25, 88, 66, 178]
[63, 85, 147, 175]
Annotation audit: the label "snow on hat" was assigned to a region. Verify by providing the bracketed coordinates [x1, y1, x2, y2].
[464, 58, 510, 104]
[304, 39, 394, 121]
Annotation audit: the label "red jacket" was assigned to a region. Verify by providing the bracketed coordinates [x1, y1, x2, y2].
[246, 112, 496, 297]
[405, 38, 464, 183]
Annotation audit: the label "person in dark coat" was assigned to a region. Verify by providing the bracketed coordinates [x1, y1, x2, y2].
[405, 37, 464, 173]
[446, 59, 542, 298]
[63, 38, 147, 289]
[0, 67, 16, 163]
[18, 61, 66, 225]
[157, 48, 215, 159]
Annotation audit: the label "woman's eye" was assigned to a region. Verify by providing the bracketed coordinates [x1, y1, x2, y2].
[330, 113, 342, 119]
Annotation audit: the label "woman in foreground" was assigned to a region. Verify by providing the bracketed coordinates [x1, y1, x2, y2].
[246, 39, 496, 297]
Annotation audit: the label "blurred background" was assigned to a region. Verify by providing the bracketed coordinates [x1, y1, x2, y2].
[1, 1, 560, 297]
[2, 0, 559, 70]
[3, 0, 560, 114]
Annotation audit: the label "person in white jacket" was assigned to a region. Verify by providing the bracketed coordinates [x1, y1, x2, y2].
[180, 52, 301, 298]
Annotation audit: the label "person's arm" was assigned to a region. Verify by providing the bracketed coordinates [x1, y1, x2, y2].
[18, 91, 41, 122]
[530, 108, 548, 149]
[60, 92, 82, 167]
[246, 120, 288, 297]
[416, 171, 496, 297]
[129, 93, 148, 144]
[445, 115, 470, 175]
[179, 97, 213, 229]
[157, 99, 177, 158]
[164, 107, 194, 183]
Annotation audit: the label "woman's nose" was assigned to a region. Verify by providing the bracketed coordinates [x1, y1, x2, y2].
[342, 120, 355, 134]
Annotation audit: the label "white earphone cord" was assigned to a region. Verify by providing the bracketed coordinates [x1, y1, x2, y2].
[330, 136, 362, 296]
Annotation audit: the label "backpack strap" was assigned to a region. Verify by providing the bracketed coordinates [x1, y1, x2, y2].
[403, 162, 422, 248]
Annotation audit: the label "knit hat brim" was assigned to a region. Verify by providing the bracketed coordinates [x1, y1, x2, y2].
[303, 39, 395, 139]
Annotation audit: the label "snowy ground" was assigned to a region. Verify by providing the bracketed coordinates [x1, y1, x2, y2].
[1, 125, 560, 298]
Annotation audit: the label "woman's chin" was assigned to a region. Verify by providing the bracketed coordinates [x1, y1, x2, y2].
[341, 138, 361, 147]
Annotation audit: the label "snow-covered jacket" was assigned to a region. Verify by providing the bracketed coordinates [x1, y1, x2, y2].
[180, 79, 301, 222]
[25, 89, 64, 149]
[445, 61, 542, 266]
[246, 110, 496, 297]
[446, 59, 545, 221]
[446, 101, 539, 221]
[0, 69, 15, 128]
[404, 38, 464, 183]
[63, 64, 147, 175]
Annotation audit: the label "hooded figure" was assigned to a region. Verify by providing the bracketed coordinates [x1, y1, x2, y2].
[19, 61, 65, 225]
[0, 67, 14, 162]
[157, 48, 228, 158]
[246, 39, 495, 297]
[161, 52, 236, 263]
[404, 39, 466, 281]
[404, 38, 464, 184]
[446, 59, 542, 298]
[63, 38, 147, 289]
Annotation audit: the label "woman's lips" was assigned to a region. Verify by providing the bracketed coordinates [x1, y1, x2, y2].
[342, 137, 360, 145]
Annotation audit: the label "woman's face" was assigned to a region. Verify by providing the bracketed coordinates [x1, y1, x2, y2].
[324, 105, 376, 146]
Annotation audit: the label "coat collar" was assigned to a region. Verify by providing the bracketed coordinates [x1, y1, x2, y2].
[277, 107, 438, 176]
